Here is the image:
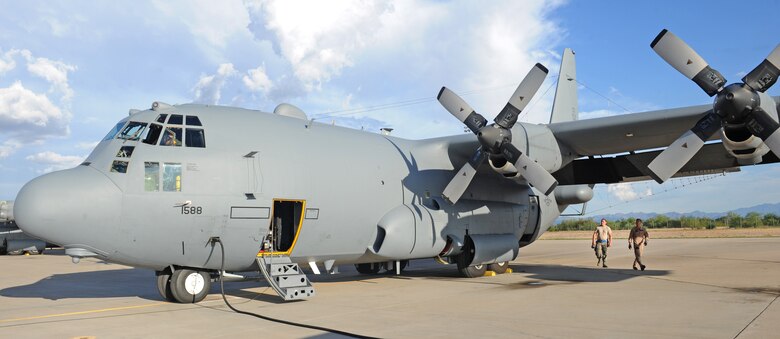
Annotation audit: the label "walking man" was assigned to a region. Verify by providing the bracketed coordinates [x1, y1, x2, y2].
[629, 218, 650, 271]
[591, 218, 612, 268]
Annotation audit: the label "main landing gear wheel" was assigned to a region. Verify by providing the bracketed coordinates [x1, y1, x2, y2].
[488, 261, 509, 274]
[458, 263, 487, 278]
[355, 263, 382, 274]
[156, 271, 176, 302]
[170, 269, 211, 303]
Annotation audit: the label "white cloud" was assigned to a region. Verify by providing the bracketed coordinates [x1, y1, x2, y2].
[243, 65, 273, 94]
[247, 0, 393, 91]
[25, 55, 77, 101]
[25, 151, 85, 173]
[0, 81, 70, 143]
[0, 49, 19, 75]
[607, 182, 652, 202]
[152, 0, 253, 52]
[193, 63, 237, 104]
[0, 141, 21, 159]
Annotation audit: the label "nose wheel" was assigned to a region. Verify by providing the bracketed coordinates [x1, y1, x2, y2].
[159, 268, 212, 303]
[155, 271, 176, 302]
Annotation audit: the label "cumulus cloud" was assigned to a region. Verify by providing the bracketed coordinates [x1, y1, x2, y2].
[0, 81, 70, 142]
[25, 151, 85, 173]
[25, 55, 77, 101]
[607, 183, 652, 201]
[0, 50, 75, 158]
[193, 63, 237, 104]
[152, 0, 253, 50]
[246, 0, 393, 91]
[243, 64, 273, 94]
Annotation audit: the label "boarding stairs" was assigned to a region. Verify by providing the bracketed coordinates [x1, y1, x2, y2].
[256, 255, 315, 301]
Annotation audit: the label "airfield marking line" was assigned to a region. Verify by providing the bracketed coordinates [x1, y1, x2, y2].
[0, 290, 269, 325]
[0, 302, 167, 324]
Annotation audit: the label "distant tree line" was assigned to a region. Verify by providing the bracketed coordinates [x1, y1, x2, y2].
[550, 212, 780, 231]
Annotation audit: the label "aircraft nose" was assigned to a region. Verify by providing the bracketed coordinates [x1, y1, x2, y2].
[14, 166, 122, 251]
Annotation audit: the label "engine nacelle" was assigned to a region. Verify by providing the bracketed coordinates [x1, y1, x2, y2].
[459, 233, 519, 266]
[488, 123, 565, 179]
[720, 125, 769, 165]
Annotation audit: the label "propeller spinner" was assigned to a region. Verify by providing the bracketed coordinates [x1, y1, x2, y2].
[647, 29, 780, 183]
[438, 63, 558, 204]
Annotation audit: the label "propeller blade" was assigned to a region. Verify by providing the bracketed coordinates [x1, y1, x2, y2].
[651, 29, 726, 96]
[442, 149, 487, 204]
[500, 143, 558, 196]
[437, 87, 487, 134]
[743, 44, 780, 93]
[745, 106, 780, 155]
[646, 113, 722, 183]
[494, 63, 549, 129]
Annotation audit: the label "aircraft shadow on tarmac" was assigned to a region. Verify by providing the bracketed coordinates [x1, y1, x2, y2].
[509, 263, 670, 284]
[0, 261, 670, 302]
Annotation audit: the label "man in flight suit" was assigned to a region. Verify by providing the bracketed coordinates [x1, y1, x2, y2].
[629, 218, 649, 271]
[591, 218, 612, 268]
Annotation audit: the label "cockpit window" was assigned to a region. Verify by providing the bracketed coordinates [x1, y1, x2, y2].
[185, 128, 206, 148]
[111, 160, 128, 173]
[144, 162, 160, 191]
[103, 121, 127, 141]
[142, 123, 163, 145]
[159, 127, 182, 146]
[186, 116, 202, 126]
[156, 114, 167, 123]
[116, 146, 135, 158]
[162, 163, 182, 192]
[117, 121, 148, 141]
[168, 114, 183, 125]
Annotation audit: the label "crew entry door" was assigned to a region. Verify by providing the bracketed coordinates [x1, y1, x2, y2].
[269, 199, 305, 255]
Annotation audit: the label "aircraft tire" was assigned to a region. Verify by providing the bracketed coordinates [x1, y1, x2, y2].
[488, 261, 509, 274]
[170, 269, 211, 303]
[156, 271, 176, 302]
[458, 264, 486, 278]
[355, 263, 381, 274]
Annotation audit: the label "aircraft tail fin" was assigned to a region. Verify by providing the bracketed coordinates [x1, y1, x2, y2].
[549, 48, 578, 123]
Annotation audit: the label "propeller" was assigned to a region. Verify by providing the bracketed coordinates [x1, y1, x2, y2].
[647, 29, 780, 183]
[439, 63, 558, 204]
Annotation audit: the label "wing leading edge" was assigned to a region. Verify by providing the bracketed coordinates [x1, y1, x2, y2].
[549, 97, 780, 185]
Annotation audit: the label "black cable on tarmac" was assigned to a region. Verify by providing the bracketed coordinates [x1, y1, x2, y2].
[211, 238, 378, 339]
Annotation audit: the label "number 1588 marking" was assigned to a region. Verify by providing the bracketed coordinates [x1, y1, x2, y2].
[181, 206, 202, 214]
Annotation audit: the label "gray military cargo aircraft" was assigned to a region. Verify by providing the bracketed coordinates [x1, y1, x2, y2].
[12, 30, 780, 304]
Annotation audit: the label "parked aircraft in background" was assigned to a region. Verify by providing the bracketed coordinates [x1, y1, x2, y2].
[0, 201, 47, 255]
[13, 30, 780, 303]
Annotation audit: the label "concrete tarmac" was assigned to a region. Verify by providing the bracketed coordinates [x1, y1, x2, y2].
[1, 238, 779, 338]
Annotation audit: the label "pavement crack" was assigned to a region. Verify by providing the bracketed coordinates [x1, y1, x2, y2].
[734, 294, 779, 338]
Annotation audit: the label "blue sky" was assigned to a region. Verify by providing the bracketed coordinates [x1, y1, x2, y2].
[0, 0, 778, 215]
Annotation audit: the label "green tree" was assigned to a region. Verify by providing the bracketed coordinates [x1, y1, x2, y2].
[762, 213, 779, 227]
[745, 212, 762, 228]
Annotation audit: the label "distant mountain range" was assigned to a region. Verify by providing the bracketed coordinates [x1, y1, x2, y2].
[562, 202, 780, 223]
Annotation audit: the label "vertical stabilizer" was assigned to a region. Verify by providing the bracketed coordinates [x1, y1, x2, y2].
[549, 48, 578, 123]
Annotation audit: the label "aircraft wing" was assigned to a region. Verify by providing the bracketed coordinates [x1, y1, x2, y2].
[549, 100, 780, 185]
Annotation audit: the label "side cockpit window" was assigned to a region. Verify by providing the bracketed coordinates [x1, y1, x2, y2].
[144, 162, 181, 192]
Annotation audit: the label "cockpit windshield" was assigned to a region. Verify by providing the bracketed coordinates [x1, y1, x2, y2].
[103, 121, 127, 141]
[117, 121, 148, 141]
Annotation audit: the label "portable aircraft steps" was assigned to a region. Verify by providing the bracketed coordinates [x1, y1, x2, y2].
[256, 255, 315, 301]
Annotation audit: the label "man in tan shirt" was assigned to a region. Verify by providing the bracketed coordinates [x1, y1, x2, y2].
[629, 218, 650, 271]
[591, 218, 612, 268]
